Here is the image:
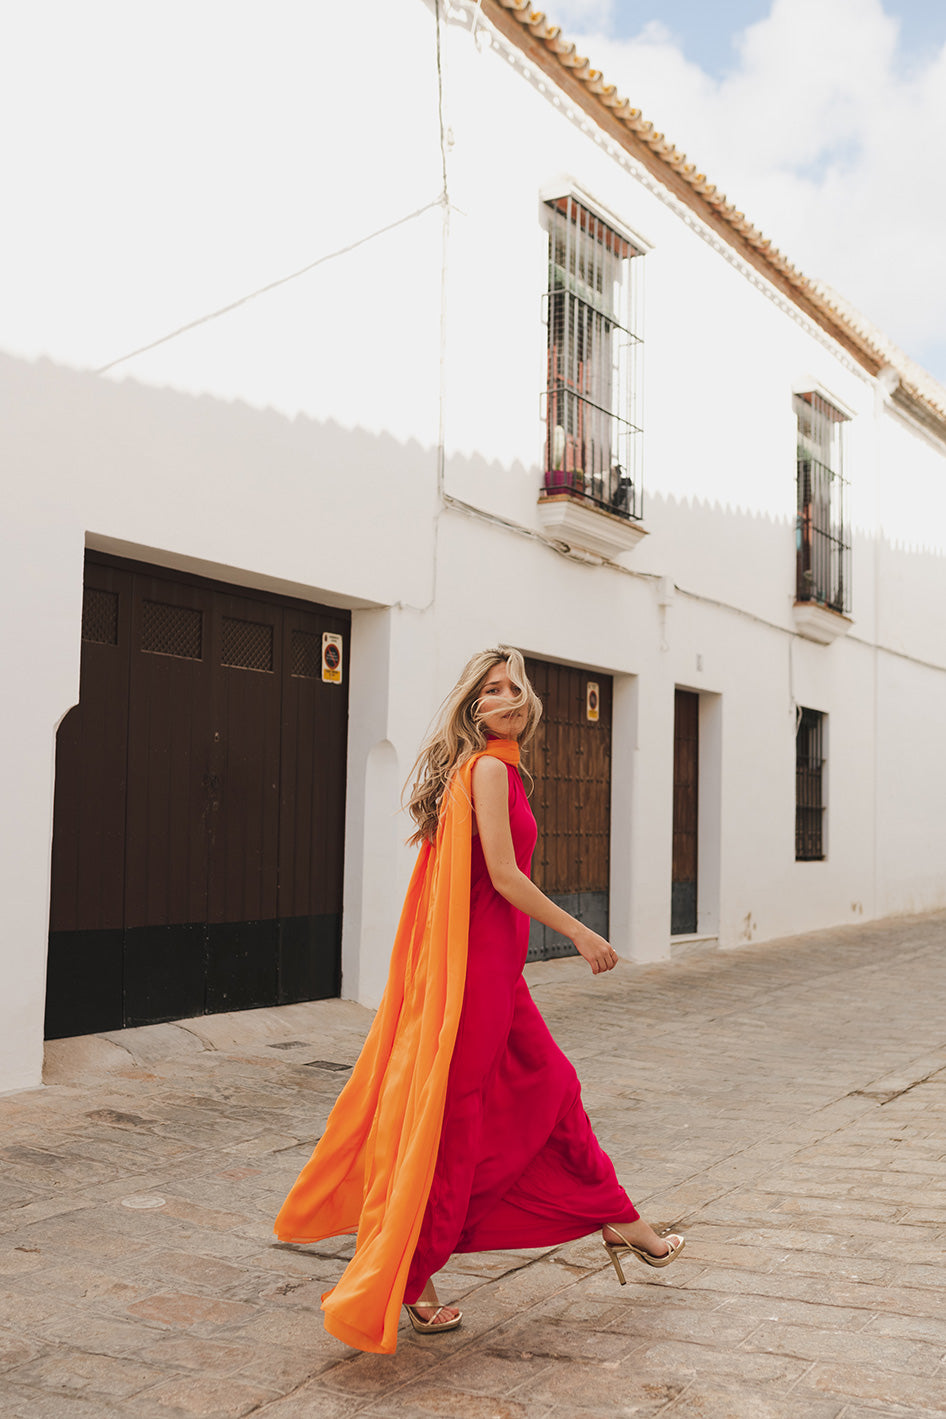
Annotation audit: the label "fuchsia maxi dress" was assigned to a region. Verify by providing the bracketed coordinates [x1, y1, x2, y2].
[404, 759, 638, 1301]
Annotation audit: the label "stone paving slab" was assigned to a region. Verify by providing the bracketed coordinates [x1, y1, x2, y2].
[2, 909, 946, 1415]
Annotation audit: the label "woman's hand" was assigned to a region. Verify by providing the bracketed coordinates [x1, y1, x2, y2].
[572, 924, 619, 975]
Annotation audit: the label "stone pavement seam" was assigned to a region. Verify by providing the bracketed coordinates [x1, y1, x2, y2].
[5, 908, 946, 1417]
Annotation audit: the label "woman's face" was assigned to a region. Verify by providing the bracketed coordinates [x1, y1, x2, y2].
[476, 663, 526, 740]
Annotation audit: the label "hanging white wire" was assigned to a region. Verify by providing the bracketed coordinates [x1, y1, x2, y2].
[96, 198, 446, 376]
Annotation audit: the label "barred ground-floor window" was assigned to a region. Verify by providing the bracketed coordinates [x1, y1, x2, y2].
[795, 707, 826, 861]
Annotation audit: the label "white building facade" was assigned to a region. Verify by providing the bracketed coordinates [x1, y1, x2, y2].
[2, 0, 946, 1094]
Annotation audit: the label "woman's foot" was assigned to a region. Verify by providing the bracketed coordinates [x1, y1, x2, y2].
[603, 1220, 676, 1258]
[602, 1220, 685, 1283]
[407, 1280, 461, 1328]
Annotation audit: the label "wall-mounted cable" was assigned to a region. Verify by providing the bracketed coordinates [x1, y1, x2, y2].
[96, 198, 446, 376]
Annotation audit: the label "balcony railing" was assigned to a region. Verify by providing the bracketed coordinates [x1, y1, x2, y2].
[796, 457, 850, 613]
[542, 386, 642, 521]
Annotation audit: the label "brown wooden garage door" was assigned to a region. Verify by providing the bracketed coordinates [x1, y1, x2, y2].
[45, 554, 349, 1039]
[523, 658, 612, 961]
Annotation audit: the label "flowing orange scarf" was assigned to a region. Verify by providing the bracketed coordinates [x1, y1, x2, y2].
[274, 737, 520, 1354]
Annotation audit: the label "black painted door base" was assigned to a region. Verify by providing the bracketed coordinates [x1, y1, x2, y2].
[44, 914, 342, 1040]
[670, 882, 697, 937]
[527, 891, 608, 963]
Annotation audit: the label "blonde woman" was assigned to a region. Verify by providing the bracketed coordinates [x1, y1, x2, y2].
[275, 647, 682, 1353]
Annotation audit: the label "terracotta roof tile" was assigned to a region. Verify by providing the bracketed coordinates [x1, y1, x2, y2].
[485, 0, 946, 436]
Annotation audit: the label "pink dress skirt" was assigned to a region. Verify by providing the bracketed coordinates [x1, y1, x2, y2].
[405, 762, 638, 1300]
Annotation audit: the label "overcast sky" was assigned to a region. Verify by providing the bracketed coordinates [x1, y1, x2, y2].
[549, 0, 946, 385]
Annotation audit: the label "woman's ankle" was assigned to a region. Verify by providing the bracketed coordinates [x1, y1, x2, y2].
[603, 1220, 670, 1255]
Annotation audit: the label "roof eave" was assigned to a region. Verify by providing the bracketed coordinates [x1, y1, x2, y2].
[482, 0, 946, 442]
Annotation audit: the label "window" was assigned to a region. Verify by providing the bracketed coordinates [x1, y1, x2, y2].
[795, 708, 826, 861]
[543, 194, 643, 520]
[795, 391, 850, 612]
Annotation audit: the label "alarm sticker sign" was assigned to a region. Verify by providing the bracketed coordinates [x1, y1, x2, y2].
[322, 633, 343, 684]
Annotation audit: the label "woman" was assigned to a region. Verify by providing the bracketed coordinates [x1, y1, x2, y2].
[275, 647, 682, 1352]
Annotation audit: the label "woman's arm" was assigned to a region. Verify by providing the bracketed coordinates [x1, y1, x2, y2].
[471, 756, 618, 975]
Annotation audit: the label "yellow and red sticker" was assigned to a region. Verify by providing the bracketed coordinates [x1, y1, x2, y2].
[322, 633, 343, 684]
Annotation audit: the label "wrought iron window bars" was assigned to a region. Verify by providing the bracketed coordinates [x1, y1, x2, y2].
[542, 194, 643, 521]
[795, 391, 851, 614]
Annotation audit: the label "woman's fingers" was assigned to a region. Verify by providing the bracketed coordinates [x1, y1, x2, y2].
[574, 927, 619, 973]
[590, 949, 618, 973]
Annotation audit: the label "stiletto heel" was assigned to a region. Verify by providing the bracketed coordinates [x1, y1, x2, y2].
[604, 1229, 684, 1284]
[606, 1246, 628, 1285]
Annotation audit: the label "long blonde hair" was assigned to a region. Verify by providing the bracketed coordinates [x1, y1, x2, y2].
[405, 646, 542, 845]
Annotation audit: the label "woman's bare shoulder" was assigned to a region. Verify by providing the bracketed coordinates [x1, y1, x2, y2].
[472, 754, 507, 777]
[471, 754, 507, 786]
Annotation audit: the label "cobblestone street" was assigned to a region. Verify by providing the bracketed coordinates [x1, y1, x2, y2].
[3, 911, 946, 1418]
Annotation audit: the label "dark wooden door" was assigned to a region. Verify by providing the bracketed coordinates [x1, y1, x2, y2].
[277, 609, 351, 1004]
[46, 555, 349, 1039]
[523, 658, 612, 961]
[671, 688, 699, 935]
[46, 566, 132, 1035]
[122, 570, 215, 1024]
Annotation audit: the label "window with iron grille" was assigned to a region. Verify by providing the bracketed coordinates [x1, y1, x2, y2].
[795, 391, 850, 612]
[795, 707, 826, 861]
[542, 194, 643, 520]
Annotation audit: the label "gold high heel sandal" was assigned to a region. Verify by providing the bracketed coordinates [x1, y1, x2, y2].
[604, 1229, 685, 1285]
[405, 1303, 463, 1334]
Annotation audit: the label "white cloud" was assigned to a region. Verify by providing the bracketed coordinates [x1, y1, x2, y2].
[549, 0, 616, 30]
[555, 0, 946, 382]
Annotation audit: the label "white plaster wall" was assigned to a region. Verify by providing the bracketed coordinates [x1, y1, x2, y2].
[427, 510, 892, 964]
[431, 4, 946, 958]
[0, 347, 444, 1091]
[4, 0, 447, 440]
[0, 514, 84, 1093]
[0, 0, 452, 1091]
[341, 605, 446, 1010]
[3, 0, 946, 1093]
[874, 409, 946, 668]
[434, 10, 924, 646]
[875, 655, 946, 916]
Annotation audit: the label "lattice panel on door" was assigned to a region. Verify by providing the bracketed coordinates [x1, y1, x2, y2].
[222, 617, 274, 672]
[81, 588, 119, 645]
[290, 630, 322, 679]
[141, 601, 202, 659]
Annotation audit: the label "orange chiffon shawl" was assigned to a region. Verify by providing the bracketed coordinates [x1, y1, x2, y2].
[273, 737, 521, 1354]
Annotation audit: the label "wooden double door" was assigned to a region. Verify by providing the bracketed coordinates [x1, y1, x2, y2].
[45, 555, 349, 1039]
[522, 658, 612, 961]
